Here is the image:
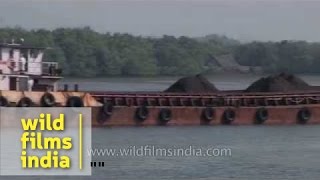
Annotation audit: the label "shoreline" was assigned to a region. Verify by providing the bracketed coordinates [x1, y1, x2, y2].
[61, 72, 320, 79]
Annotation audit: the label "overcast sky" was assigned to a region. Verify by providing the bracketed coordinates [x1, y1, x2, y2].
[0, 0, 319, 41]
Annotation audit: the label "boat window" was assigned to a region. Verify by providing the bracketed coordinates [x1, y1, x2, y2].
[21, 49, 28, 60]
[30, 49, 38, 58]
[9, 49, 14, 59]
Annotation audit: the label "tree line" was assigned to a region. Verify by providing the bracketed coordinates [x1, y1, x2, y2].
[0, 27, 319, 77]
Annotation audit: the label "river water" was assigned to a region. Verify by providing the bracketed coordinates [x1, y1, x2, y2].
[59, 74, 320, 92]
[2, 74, 320, 180]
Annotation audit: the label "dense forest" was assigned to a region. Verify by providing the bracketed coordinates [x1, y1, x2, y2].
[0, 27, 320, 77]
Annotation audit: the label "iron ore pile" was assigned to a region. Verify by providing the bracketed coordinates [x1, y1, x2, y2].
[165, 73, 313, 93]
[165, 74, 218, 93]
[246, 73, 311, 92]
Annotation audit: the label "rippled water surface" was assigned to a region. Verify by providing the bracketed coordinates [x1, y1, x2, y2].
[3, 126, 320, 180]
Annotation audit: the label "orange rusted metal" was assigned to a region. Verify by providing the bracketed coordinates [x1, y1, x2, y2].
[91, 105, 320, 126]
[0, 90, 101, 107]
[90, 91, 320, 126]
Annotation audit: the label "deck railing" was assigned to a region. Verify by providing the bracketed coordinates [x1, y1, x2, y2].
[90, 90, 320, 107]
[40, 62, 59, 75]
[0, 60, 59, 76]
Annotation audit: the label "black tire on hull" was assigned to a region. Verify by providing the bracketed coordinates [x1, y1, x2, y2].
[0, 96, 8, 107]
[102, 102, 113, 116]
[135, 106, 149, 122]
[222, 108, 235, 124]
[66, 96, 84, 107]
[97, 102, 113, 124]
[40, 93, 55, 107]
[202, 107, 215, 122]
[158, 108, 172, 124]
[255, 108, 268, 124]
[297, 108, 311, 124]
[17, 97, 33, 107]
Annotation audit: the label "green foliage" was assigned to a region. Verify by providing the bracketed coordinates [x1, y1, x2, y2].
[233, 40, 320, 74]
[1, 27, 320, 77]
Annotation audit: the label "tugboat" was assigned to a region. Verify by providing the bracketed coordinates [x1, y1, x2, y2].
[0, 40, 99, 107]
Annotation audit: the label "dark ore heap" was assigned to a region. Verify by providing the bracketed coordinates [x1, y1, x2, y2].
[165, 74, 219, 93]
[246, 73, 310, 92]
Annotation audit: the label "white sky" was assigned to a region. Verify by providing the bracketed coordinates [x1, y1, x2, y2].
[0, 0, 319, 41]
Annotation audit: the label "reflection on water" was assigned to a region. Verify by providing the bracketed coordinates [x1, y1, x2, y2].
[2, 126, 320, 180]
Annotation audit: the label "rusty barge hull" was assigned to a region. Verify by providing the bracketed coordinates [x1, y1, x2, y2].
[91, 105, 320, 126]
[90, 91, 320, 126]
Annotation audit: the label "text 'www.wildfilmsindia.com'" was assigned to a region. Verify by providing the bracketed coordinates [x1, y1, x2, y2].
[88, 146, 232, 157]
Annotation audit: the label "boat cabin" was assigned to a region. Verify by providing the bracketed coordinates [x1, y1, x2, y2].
[0, 41, 62, 91]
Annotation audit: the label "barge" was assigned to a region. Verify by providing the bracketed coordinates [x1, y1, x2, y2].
[1, 41, 320, 126]
[91, 90, 320, 126]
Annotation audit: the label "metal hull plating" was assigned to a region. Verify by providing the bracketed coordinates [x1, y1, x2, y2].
[91, 105, 320, 126]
